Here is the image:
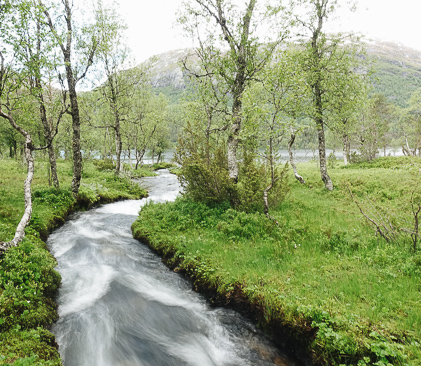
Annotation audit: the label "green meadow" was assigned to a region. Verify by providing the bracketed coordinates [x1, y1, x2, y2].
[132, 157, 421, 366]
[0, 159, 148, 365]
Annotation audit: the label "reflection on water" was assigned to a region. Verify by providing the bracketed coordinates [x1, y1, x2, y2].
[48, 170, 299, 366]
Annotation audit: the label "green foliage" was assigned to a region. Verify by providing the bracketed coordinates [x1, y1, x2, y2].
[236, 152, 266, 212]
[150, 162, 176, 170]
[343, 156, 421, 170]
[370, 54, 421, 108]
[152, 86, 184, 106]
[327, 152, 338, 169]
[0, 239, 60, 332]
[0, 328, 61, 365]
[92, 159, 115, 171]
[176, 128, 237, 205]
[0, 236, 61, 365]
[352, 94, 395, 161]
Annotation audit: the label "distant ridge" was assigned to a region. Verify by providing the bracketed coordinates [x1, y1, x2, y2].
[143, 40, 421, 107]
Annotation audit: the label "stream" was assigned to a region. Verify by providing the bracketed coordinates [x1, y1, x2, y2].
[48, 170, 299, 366]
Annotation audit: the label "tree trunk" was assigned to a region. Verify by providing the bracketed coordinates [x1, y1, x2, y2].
[343, 134, 350, 166]
[317, 121, 333, 190]
[0, 113, 34, 252]
[38, 99, 60, 189]
[48, 142, 59, 189]
[127, 142, 133, 168]
[216, 0, 256, 183]
[310, 2, 332, 191]
[68, 72, 83, 197]
[288, 131, 305, 184]
[314, 80, 333, 190]
[205, 113, 212, 165]
[268, 131, 274, 184]
[115, 123, 121, 175]
[135, 149, 146, 170]
[103, 130, 107, 159]
[227, 99, 241, 182]
[263, 179, 281, 225]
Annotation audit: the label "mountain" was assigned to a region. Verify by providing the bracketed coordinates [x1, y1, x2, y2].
[144, 41, 421, 107]
[366, 40, 421, 106]
[145, 49, 195, 104]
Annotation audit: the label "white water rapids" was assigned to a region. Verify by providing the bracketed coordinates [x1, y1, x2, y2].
[47, 170, 298, 366]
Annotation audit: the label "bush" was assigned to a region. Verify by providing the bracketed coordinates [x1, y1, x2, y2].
[150, 162, 176, 170]
[92, 159, 115, 171]
[176, 142, 238, 205]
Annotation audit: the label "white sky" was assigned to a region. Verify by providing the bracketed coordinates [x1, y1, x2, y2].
[116, 0, 421, 64]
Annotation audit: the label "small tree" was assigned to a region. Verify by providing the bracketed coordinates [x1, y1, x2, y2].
[0, 2, 38, 250]
[0, 71, 36, 251]
[179, 0, 290, 182]
[92, 3, 146, 175]
[292, 0, 364, 190]
[124, 91, 169, 169]
[400, 89, 421, 156]
[354, 94, 392, 161]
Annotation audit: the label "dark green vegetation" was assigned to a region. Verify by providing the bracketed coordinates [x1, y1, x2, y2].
[0, 159, 148, 365]
[367, 42, 421, 107]
[132, 157, 421, 366]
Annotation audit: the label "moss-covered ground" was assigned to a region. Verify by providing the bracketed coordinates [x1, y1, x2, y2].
[0, 159, 149, 365]
[132, 156, 421, 366]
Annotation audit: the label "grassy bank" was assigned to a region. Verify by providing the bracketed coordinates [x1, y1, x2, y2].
[132, 156, 421, 366]
[0, 159, 148, 365]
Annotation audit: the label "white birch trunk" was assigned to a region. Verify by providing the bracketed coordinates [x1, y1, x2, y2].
[0, 112, 34, 252]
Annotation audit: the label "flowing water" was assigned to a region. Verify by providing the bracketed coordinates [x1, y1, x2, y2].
[48, 170, 299, 366]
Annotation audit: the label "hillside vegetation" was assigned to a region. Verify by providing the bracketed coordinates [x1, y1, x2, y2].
[368, 41, 421, 106]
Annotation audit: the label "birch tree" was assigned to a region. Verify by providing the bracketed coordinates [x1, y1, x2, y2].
[92, 3, 146, 175]
[400, 90, 421, 156]
[18, 5, 67, 188]
[37, 0, 102, 196]
[179, 0, 290, 182]
[292, 0, 364, 190]
[0, 67, 36, 251]
[0, 1, 41, 250]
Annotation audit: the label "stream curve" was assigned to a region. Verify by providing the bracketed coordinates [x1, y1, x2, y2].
[48, 170, 298, 366]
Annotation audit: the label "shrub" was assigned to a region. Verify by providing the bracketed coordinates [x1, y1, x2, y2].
[92, 159, 115, 171]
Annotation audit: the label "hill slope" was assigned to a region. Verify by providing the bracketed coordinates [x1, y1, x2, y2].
[144, 41, 421, 107]
[367, 40, 421, 106]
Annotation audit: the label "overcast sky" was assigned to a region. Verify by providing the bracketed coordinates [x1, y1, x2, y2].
[115, 0, 421, 64]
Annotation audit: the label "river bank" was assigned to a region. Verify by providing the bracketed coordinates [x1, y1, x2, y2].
[132, 157, 421, 366]
[0, 160, 149, 365]
[49, 169, 296, 366]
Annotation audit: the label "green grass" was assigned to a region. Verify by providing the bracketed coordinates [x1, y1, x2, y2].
[132, 156, 421, 366]
[150, 162, 177, 171]
[0, 158, 147, 365]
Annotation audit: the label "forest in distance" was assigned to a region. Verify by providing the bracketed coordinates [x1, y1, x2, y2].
[1, 0, 421, 365]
